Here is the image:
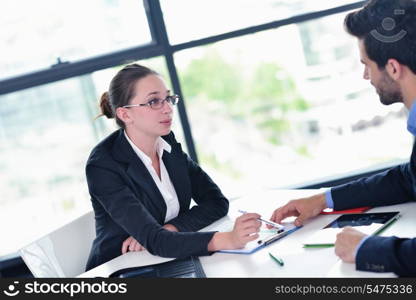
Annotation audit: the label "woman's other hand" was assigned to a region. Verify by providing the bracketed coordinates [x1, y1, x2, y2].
[121, 224, 179, 254]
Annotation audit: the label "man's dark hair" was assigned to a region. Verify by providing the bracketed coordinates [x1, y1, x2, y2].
[345, 0, 416, 73]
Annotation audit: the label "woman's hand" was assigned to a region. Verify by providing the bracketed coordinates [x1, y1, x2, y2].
[121, 236, 145, 254]
[162, 224, 178, 232]
[229, 213, 262, 248]
[121, 224, 179, 254]
[208, 213, 262, 251]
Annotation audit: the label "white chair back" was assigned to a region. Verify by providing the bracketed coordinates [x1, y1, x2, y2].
[20, 211, 95, 277]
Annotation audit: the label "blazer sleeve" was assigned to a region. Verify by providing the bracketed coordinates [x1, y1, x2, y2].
[168, 155, 229, 232]
[331, 163, 415, 210]
[86, 163, 215, 258]
[356, 235, 416, 277]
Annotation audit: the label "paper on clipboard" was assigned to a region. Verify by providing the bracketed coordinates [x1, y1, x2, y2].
[218, 222, 300, 254]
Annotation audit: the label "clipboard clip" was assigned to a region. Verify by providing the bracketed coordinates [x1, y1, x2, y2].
[261, 229, 286, 245]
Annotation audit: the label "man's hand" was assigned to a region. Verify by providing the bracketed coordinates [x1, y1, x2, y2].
[335, 227, 367, 263]
[269, 193, 327, 226]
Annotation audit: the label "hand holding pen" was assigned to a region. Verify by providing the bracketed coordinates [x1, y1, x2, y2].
[238, 210, 285, 230]
[226, 212, 262, 249]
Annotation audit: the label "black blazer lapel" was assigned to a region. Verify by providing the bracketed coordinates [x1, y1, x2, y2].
[111, 130, 167, 221]
[162, 140, 191, 214]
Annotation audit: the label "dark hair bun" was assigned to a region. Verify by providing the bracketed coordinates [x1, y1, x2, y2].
[99, 92, 114, 119]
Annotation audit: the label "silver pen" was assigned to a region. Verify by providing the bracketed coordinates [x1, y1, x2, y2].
[238, 209, 285, 230]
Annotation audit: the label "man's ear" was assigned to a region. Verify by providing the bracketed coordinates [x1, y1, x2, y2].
[385, 59, 403, 81]
[116, 107, 132, 125]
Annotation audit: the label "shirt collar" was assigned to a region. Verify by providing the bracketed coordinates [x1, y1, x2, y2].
[407, 101, 416, 136]
[124, 130, 171, 165]
[156, 136, 172, 158]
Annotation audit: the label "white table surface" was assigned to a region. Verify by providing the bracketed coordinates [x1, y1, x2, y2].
[79, 189, 416, 278]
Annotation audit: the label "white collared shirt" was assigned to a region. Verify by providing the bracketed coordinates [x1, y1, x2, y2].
[124, 131, 180, 223]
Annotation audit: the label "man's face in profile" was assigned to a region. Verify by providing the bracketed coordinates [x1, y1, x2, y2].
[358, 39, 403, 105]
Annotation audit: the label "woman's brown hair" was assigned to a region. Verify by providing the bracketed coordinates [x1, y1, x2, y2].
[98, 64, 158, 128]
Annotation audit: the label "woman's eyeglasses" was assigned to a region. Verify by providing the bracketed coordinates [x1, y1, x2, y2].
[123, 95, 180, 110]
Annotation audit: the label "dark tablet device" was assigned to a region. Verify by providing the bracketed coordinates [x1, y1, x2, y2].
[304, 211, 400, 247]
[324, 211, 400, 230]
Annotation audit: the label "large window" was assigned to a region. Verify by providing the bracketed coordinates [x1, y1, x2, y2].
[161, 0, 358, 44]
[1, 0, 151, 79]
[175, 12, 412, 197]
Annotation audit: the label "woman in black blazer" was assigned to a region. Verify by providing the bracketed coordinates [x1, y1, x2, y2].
[85, 64, 261, 270]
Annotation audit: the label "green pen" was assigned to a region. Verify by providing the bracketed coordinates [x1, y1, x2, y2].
[269, 252, 284, 266]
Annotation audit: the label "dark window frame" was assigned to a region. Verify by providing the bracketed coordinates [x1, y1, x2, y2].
[0, 0, 366, 165]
